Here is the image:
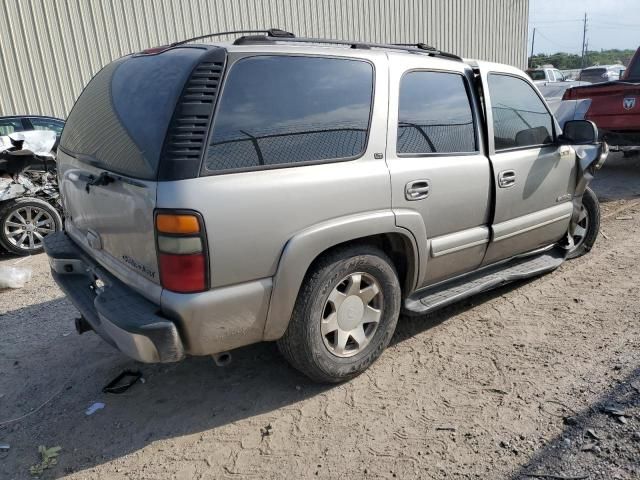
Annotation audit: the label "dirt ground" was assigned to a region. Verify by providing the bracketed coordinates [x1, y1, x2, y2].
[1, 153, 639, 480]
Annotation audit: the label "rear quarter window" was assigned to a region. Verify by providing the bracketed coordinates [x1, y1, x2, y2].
[203, 55, 374, 173]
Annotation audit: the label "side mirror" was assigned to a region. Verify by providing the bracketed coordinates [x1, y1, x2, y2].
[561, 120, 599, 145]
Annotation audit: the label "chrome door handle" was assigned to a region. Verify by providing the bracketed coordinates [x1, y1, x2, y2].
[405, 180, 430, 200]
[498, 170, 516, 188]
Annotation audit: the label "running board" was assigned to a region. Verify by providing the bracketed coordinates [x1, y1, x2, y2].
[404, 248, 566, 316]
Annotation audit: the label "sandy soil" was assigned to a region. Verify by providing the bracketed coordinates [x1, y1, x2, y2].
[0, 153, 639, 479]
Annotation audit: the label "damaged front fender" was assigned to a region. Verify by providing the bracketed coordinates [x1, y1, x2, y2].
[568, 141, 608, 243]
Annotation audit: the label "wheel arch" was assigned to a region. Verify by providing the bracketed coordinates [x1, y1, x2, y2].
[262, 210, 420, 341]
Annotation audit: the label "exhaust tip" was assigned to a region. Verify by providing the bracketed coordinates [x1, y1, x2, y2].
[212, 352, 232, 367]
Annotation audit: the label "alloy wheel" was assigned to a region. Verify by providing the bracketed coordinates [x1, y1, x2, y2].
[321, 272, 383, 358]
[3, 205, 56, 252]
[571, 204, 590, 252]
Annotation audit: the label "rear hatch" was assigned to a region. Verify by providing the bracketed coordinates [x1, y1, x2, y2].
[58, 45, 226, 301]
[564, 81, 640, 131]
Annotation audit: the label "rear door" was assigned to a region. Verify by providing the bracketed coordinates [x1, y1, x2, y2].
[480, 66, 576, 265]
[387, 54, 492, 287]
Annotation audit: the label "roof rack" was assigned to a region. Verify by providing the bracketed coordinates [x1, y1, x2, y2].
[391, 43, 461, 60]
[233, 34, 462, 61]
[170, 28, 294, 47]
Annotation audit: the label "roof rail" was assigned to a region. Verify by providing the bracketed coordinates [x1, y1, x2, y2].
[391, 43, 461, 60]
[170, 28, 294, 47]
[233, 35, 462, 61]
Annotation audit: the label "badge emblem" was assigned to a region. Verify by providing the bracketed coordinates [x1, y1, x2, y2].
[623, 97, 636, 110]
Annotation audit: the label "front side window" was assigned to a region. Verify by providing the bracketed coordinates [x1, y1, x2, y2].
[204, 55, 374, 173]
[397, 71, 476, 154]
[488, 74, 554, 150]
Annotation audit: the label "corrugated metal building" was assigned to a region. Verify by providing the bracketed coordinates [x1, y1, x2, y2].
[0, 0, 529, 118]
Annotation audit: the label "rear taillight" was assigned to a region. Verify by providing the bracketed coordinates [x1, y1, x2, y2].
[155, 212, 208, 293]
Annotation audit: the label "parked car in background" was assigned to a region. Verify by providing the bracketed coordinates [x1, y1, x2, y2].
[578, 65, 626, 83]
[527, 67, 568, 83]
[527, 67, 590, 113]
[560, 47, 640, 155]
[0, 115, 65, 149]
[0, 131, 62, 256]
[45, 30, 606, 383]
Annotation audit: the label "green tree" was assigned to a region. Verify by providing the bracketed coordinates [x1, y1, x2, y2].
[529, 49, 636, 70]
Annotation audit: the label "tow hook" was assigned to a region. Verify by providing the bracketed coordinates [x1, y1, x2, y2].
[75, 316, 93, 334]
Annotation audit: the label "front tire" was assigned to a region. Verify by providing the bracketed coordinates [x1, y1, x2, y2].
[0, 198, 62, 256]
[277, 245, 401, 383]
[567, 187, 600, 259]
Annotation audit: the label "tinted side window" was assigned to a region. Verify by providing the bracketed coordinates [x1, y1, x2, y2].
[29, 118, 64, 134]
[488, 74, 554, 150]
[204, 56, 373, 173]
[397, 71, 476, 154]
[0, 118, 24, 136]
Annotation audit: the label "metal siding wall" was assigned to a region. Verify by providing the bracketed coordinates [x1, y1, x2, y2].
[0, 0, 529, 118]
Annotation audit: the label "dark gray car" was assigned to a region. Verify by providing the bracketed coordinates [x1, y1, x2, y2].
[44, 31, 607, 382]
[579, 65, 626, 83]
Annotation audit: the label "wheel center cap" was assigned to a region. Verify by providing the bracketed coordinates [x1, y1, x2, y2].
[337, 295, 365, 331]
[24, 224, 35, 232]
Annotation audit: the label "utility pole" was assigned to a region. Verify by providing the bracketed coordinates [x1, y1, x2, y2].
[530, 28, 536, 68]
[581, 12, 588, 68]
[584, 39, 589, 67]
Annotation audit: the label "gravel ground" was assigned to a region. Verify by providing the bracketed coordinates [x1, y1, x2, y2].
[0, 153, 639, 479]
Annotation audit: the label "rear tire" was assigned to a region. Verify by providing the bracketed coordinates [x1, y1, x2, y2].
[567, 187, 600, 260]
[277, 245, 401, 383]
[0, 198, 62, 256]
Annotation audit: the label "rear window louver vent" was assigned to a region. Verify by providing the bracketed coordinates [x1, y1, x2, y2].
[158, 49, 226, 180]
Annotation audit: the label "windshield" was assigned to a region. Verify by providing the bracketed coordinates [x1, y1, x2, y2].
[527, 70, 546, 81]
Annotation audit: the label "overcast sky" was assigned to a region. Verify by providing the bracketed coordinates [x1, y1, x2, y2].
[529, 0, 640, 55]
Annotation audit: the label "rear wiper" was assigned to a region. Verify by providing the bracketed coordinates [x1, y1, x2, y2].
[85, 171, 115, 193]
[79, 171, 147, 193]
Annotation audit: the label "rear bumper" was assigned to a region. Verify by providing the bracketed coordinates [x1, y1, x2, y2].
[44, 232, 184, 363]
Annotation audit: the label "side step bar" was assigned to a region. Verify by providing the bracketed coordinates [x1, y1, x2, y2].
[404, 247, 566, 316]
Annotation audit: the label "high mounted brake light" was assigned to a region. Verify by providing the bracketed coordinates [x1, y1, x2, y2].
[155, 212, 208, 293]
[138, 45, 173, 55]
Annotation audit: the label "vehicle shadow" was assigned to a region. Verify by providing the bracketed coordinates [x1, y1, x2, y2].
[590, 151, 640, 202]
[0, 276, 536, 478]
[509, 366, 640, 480]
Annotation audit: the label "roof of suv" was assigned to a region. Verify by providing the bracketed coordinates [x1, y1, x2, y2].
[204, 40, 463, 65]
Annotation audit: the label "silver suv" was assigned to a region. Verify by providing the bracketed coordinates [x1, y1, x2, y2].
[45, 30, 607, 383]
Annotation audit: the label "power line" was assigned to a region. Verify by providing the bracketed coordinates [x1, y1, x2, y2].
[533, 29, 581, 52]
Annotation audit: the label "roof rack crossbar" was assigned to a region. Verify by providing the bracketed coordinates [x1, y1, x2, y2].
[233, 35, 462, 61]
[171, 28, 294, 47]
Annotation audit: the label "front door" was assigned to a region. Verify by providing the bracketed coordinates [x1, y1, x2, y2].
[386, 55, 492, 288]
[481, 70, 577, 265]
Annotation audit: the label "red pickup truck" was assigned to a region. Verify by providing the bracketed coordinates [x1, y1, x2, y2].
[561, 48, 640, 154]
